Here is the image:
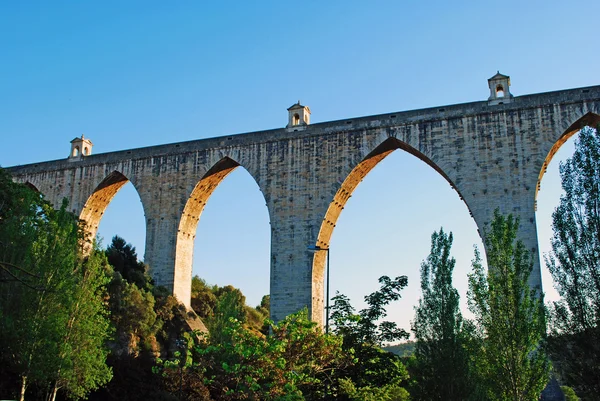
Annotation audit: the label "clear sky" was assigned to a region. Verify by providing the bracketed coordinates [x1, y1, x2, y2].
[1, 1, 599, 334]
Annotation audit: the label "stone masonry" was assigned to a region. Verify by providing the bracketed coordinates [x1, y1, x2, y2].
[7, 77, 600, 327]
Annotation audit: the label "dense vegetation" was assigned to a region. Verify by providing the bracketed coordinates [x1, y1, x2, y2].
[410, 229, 473, 400]
[1, 126, 599, 400]
[545, 126, 600, 399]
[0, 169, 112, 401]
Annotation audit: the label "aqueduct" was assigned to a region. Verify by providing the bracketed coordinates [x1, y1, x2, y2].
[7, 73, 600, 326]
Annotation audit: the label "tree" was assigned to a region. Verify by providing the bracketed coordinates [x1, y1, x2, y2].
[89, 239, 185, 401]
[109, 278, 159, 354]
[545, 125, 600, 399]
[330, 275, 411, 400]
[561, 386, 580, 401]
[0, 169, 113, 400]
[468, 210, 550, 400]
[106, 235, 151, 290]
[157, 309, 347, 401]
[47, 248, 113, 401]
[206, 285, 248, 344]
[410, 228, 473, 400]
[191, 276, 269, 336]
[190, 276, 217, 319]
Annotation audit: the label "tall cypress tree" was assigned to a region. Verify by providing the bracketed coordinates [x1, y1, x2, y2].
[546, 125, 600, 398]
[468, 211, 549, 401]
[411, 228, 472, 401]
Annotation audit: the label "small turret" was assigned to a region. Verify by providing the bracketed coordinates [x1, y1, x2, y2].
[488, 71, 514, 105]
[69, 135, 93, 160]
[286, 101, 311, 130]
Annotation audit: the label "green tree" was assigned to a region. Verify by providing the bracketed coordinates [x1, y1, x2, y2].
[545, 126, 600, 399]
[190, 275, 217, 319]
[206, 285, 248, 344]
[47, 248, 113, 401]
[0, 169, 112, 400]
[410, 228, 473, 400]
[330, 276, 411, 400]
[258, 294, 270, 316]
[0, 198, 80, 401]
[106, 235, 151, 290]
[561, 386, 580, 401]
[468, 210, 550, 400]
[109, 278, 159, 354]
[157, 309, 347, 401]
[191, 276, 269, 336]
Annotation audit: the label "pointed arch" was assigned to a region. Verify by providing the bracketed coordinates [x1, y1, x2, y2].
[79, 171, 139, 247]
[173, 157, 245, 307]
[309, 137, 472, 324]
[313, 137, 466, 250]
[536, 112, 600, 200]
[178, 157, 241, 242]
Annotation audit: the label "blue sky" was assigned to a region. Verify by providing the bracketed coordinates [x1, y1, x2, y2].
[1, 1, 598, 333]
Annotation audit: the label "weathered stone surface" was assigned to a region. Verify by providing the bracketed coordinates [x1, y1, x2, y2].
[7, 84, 600, 327]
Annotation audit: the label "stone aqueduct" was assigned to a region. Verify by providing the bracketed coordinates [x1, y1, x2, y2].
[7, 74, 600, 326]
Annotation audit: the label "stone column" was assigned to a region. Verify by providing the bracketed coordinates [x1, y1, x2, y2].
[268, 210, 325, 325]
[461, 176, 542, 290]
[142, 199, 192, 308]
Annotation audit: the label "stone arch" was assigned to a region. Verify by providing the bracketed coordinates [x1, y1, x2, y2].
[310, 137, 471, 322]
[173, 156, 264, 307]
[79, 170, 142, 247]
[24, 181, 39, 193]
[496, 85, 505, 97]
[313, 137, 467, 250]
[536, 112, 600, 201]
[534, 112, 600, 296]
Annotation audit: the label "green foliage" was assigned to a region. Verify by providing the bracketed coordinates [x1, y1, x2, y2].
[191, 276, 269, 338]
[338, 377, 409, 401]
[258, 294, 270, 315]
[191, 275, 217, 319]
[157, 309, 347, 400]
[468, 210, 550, 400]
[109, 278, 158, 353]
[331, 275, 409, 347]
[106, 235, 152, 290]
[410, 228, 473, 400]
[157, 273, 411, 400]
[0, 169, 112, 400]
[545, 126, 600, 398]
[207, 285, 248, 344]
[49, 248, 114, 400]
[383, 341, 415, 357]
[561, 386, 580, 401]
[330, 275, 410, 396]
[89, 236, 188, 401]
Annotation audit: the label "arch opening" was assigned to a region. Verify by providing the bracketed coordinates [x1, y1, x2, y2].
[95, 181, 147, 261]
[79, 171, 140, 248]
[311, 137, 480, 330]
[174, 157, 270, 312]
[536, 113, 600, 306]
[314, 137, 465, 250]
[535, 112, 600, 201]
[496, 85, 505, 98]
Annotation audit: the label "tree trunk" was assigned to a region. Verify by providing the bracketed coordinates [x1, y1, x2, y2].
[19, 375, 27, 401]
[48, 384, 58, 401]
